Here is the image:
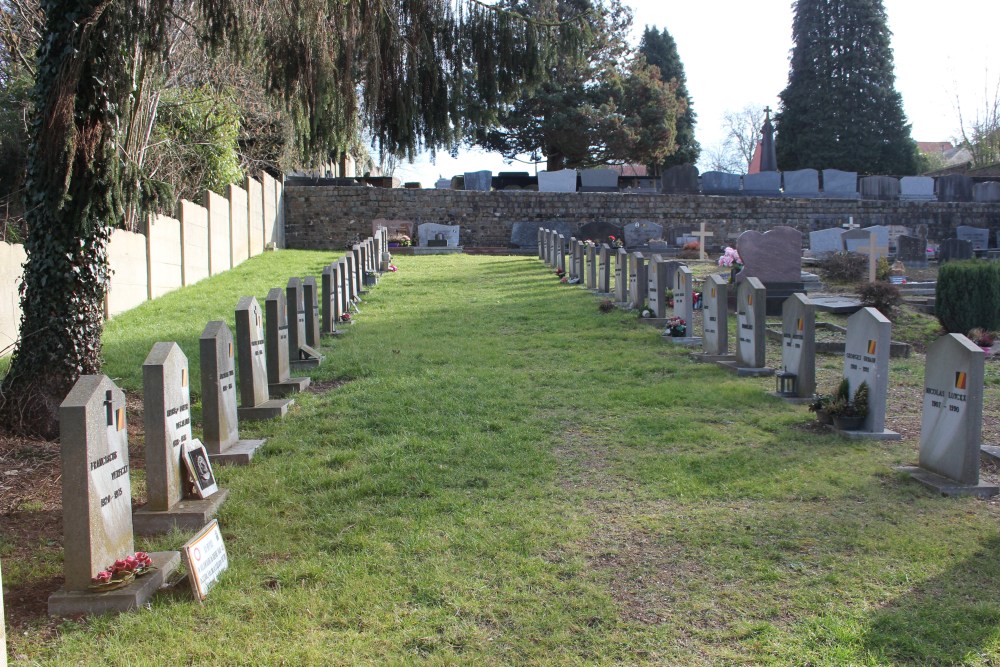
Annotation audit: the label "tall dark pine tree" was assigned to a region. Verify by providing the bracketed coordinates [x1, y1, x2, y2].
[639, 26, 699, 171]
[775, 0, 918, 174]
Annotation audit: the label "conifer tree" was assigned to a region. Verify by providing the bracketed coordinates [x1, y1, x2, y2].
[639, 26, 699, 171]
[775, 0, 918, 174]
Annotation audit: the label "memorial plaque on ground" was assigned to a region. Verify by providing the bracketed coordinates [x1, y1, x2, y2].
[843, 226, 890, 260]
[821, 170, 859, 199]
[859, 176, 900, 201]
[49, 375, 180, 615]
[182, 519, 229, 602]
[577, 221, 624, 246]
[699, 275, 730, 358]
[919, 334, 986, 485]
[783, 169, 820, 198]
[615, 247, 629, 303]
[956, 226, 990, 251]
[939, 238, 974, 262]
[701, 171, 741, 195]
[463, 170, 492, 191]
[579, 168, 619, 192]
[537, 169, 578, 192]
[660, 164, 700, 194]
[598, 244, 611, 294]
[899, 176, 936, 201]
[624, 221, 665, 249]
[936, 174, 973, 202]
[809, 228, 845, 255]
[741, 172, 781, 197]
[734, 277, 769, 373]
[235, 296, 293, 421]
[200, 321, 265, 464]
[417, 223, 460, 247]
[841, 307, 899, 439]
[780, 293, 816, 399]
[974, 182, 1000, 203]
[265, 288, 310, 397]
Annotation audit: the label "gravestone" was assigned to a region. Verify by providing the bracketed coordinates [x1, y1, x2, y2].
[264, 288, 311, 397]
[537, 169, 578, 192]
[547, 229, 558, 267]
[624, 221, 665, 249]
[859, 176, 900, 201]
[373, 219, 415, 243]
[896, 235, 927, 267]
[664, 265, 699, 344]
[735, 227, 803, 314]
[897, 334, 996, 497]
[821, 169, 860, 199]
[840, 307, 900, 439]
[320, 265, 340, 336]
[956, 226, 990, 251]
[577, 221, 624, 246]
[598, 244, 611, 294]
[730, 277, 771, 375]
[567, 237, 578, 280]
[660, 164, 700, 194]
[200, 321, 265, 465]
[417, 223, 461, 247]
[235, 296, 293, 421]
[338, 258, 352, 315]
[302, 277, 322, 347]
[900, 176, 936, 201]
[701, 171, 741, 195]
[48, 375, 179, 616]
[513, 221, 570, 251]
[843, 226, 890, 259]
[556, 235, 567, 273]
[808, 228, 845, 256]
[782, 169, 820, 198]
[537, 227, 545, 258]
[696, 275, 732, 360]
[134, 343, 228, 535]
[579, 169, 619, 192]
[741, 172, 781, 197]
[286, 278, 322, 371]
[974, 181, 1000, 203]
[575, 240, 586, 283]
[464, 170, 492, 191]
[615, 247, 629, 304]
[586, 243, 597, 290]
[938, 238, 974, 263]
[628, 252, 647, 310]
[352, 245, 365, 293]
[660, 260, 684, 290]
[647, 255, 669, 318]
[778, 293, 816, 400]
[936, 174, 973, 202]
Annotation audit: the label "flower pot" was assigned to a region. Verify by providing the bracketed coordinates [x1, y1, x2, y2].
[833, 415, 865, 431]
[814, 409, 833, 426]
[388, 242, 400, 248]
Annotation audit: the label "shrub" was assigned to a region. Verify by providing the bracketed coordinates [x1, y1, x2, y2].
[598, 299, 615, 313]
[876, 257, 891, 281]
[936, 260, 1000, 333]
[818, 252, 867, 283]
[858, 281, 902, 319]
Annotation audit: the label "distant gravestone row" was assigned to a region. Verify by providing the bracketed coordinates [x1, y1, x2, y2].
[534, 238, 997, 499]
[45, 227, 393, 618]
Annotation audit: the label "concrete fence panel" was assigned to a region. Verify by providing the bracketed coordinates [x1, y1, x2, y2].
[106, 229, 148, 317]
[180, 199, 209, 286]
[0, 241, 25, 354]
[146, 213, 183, 299]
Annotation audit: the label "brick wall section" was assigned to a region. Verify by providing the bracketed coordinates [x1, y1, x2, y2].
[285, 186, 1000, 250]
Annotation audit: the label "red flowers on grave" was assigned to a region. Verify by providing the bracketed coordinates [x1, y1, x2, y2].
[555, 268, 565, 278]
[90, 551, 155, 590]
[340, 312, 352, 322]
[388, 264, 398, 272]
[609, 235, 624, 249]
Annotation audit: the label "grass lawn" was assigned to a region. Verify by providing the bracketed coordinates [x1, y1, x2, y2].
[5, 251, 1000, 665]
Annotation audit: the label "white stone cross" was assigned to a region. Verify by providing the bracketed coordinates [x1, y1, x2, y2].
[841, 217, 860, 231]
[687, 222, 714, 261]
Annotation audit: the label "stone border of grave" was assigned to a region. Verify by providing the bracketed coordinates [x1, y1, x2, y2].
[764, 322, 911, 358]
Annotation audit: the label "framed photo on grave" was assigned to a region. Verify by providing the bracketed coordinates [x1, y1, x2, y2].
[182, 440, 219, 498]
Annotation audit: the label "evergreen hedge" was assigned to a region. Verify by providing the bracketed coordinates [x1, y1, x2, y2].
[936, 260, 1000, 333]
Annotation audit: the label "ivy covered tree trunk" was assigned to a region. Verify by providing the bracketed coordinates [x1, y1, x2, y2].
[0, 1, 131, 437]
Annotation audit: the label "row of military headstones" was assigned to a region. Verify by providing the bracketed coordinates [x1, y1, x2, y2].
[535, 233, 998, 500]
[42, 229, 391, 618]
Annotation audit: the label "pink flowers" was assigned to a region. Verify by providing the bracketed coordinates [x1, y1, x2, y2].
[718, 246, 742, 268]
[388, 264, 398, 272]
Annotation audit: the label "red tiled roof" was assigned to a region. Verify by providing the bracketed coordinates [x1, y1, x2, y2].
[917, 141, 955, 154]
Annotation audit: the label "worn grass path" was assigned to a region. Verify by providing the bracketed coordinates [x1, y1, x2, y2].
[12, 251, 1000, 665]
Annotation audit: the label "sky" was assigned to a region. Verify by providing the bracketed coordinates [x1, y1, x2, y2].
[390, 0, 1000, 186]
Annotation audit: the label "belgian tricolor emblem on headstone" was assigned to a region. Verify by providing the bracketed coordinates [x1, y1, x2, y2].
[867, 340, 877, 355]
[797, 318, 804, 332]
[116, 407, 125, 431]
[711, 287, 716, 298]
[181, 369, 188, 388]
[955, 371, 968, 390]
[747, 294, 753, 306]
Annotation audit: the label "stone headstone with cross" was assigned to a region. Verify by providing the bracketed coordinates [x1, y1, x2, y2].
[235, 296, 293, 421]
[48, 375, 179, 616]
[302, 277, 322, 347]
[265, 288, 310, 397]
[840, 307, 900, 439]
[320, 265, 340, 336]
[134, 342, 228, 535]
[286, 277, 322, 372]
[898, 334, 997, 497]
[200, 321, 265, 465]
[778, 293, 816, 400]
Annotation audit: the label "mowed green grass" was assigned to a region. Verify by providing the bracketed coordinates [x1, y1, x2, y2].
[10, 251, 1000, 665]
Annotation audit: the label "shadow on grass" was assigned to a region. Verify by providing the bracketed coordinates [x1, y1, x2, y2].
[862, 535, 1000, 663]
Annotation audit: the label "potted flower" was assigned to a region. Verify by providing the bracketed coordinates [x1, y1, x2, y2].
[808, 393, 834, 425]
[665, 315, 687, 337]
[388, 234, 412, 248]
[717, 246, 743, 283]
[827, 379, 869, 430]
